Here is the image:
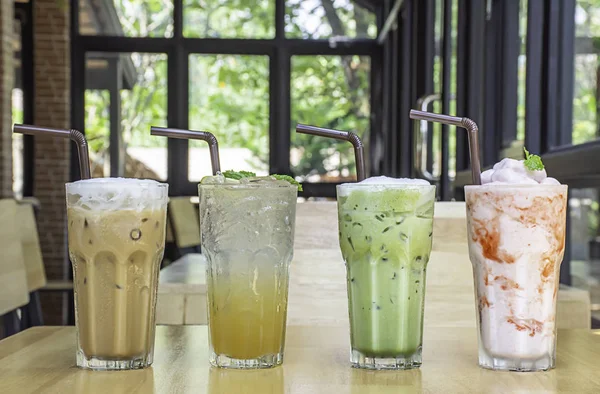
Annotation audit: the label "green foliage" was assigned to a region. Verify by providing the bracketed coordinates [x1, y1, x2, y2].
[183, 0, 274, 38]
[291, 55, 370, 180]
[272, 174, 303, 191]
[222, 170, 257, 180]
[188, 54, 270, 172]
[83, 0, 375, 181]
[573, 2, 600, 145]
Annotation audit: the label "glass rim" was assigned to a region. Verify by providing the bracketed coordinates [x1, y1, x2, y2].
[336, 183, 435, 189]
[198, 183, 297, 190]
[465, 184, 567, 190]
[66, 179, 168, 188]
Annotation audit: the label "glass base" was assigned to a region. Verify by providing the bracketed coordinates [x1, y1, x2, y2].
[210, 352, 283, 369]
[478, 351, 554, 372]
[76, 350, 152, 370]
[350, 348, 422, 370]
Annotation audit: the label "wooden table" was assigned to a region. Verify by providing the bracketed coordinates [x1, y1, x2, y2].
[157, 252, 591, 329]
[157, 254, 207, 325]
[2, 325, 600, 393]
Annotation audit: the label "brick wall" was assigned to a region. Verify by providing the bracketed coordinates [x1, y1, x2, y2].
[34, 0, 71, 324]
[0, 0, 13, 198]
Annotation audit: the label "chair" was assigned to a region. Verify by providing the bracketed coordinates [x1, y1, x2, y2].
[0, 199, 30, 337]
[17, 198, 75, 327]
[15, 202, 48, 329]
[167, 197, 201, 260]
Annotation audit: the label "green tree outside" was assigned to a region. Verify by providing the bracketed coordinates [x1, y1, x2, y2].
[83, 0, 375, 182]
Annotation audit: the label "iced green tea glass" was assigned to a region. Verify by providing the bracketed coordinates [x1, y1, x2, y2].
[337, 182, 435, 369]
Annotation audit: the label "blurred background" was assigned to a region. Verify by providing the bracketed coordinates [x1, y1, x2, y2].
[4, 0, 600, 325]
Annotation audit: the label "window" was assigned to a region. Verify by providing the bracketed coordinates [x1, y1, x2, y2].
[290, 55, 370, 183]
[188, 55, 269, 181]
[184, 0, 275, 38]
[12, 18, 23, 198]
[285, 0, 376, 39]
[517, 0, 528, 142]
[573, 1, 600, 145]
[79, 0, 173, 37]
[84, 52, 168, 180]
[569, 188, 600, 325]
[12, 89, 23, 198]
[74, 0, 379, 196]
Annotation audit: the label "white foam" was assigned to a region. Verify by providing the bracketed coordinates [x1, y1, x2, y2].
[66, 177, 168, 211]
[482, 158, 560, 185]
[352, 176, 430, 186]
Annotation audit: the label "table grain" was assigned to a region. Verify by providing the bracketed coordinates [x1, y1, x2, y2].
[1, 326, 600, 393]
[157, 251, 591, 329]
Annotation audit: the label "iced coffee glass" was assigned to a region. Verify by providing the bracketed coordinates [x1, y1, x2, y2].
[337, 177, 435, 370]
[66, 178, 168, 370]
[466, 184, 567, 371]
[200, 176, 297, 369]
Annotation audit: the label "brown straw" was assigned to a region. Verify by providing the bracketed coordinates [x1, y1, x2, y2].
[150, 126, 221, 175]
[409, 110, 482, 185]
[13, 124, 91, 180]
[296, 124, 366, 182]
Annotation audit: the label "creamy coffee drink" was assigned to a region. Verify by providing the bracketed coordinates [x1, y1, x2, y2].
[66, 178, 168, 370]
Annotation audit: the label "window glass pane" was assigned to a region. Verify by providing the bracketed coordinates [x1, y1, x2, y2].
[517, 0, 527, 141]
[184, 0, 274, 38]
[569, 188, 598, 325]
[79, 0, 173, 37]
[12, 89, 23, 199]
[285, 0, 376, 39]
[188, 55, 269, 181]
[573, 1, 600, 145]
[85, 52, 168, 180]
[12, 19, 23, 198]
[429, 0, 457, 181]
[291, 55, 370, 183]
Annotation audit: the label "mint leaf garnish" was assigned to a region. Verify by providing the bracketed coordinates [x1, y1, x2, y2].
[222, 170, 256, 180]
[272, 174, 303, 191]
[523, 147, 544, 171]
[222, 170, 302, 191]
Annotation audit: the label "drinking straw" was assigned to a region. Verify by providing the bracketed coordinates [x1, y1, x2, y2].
[295, 124, 366, 182]
[150, 126, 221, 175]
[409, 110, 482, 185]
[13, 124, 91, 180]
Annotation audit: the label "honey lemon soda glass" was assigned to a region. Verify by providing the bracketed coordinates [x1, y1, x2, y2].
[200, 172, 299, 368]
[295, 124, 435, 370]
[149, 126, 300, 369]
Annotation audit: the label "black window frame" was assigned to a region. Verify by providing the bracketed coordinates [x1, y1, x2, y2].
[69, 0, 383, 198]
[14, 0, 35, 197]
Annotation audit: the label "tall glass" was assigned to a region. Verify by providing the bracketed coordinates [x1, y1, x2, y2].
[199, 181, 297, 369]
[337, 183, 436, 370]
[66, 178, 168, 370]
[465, 184, 568, 371]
